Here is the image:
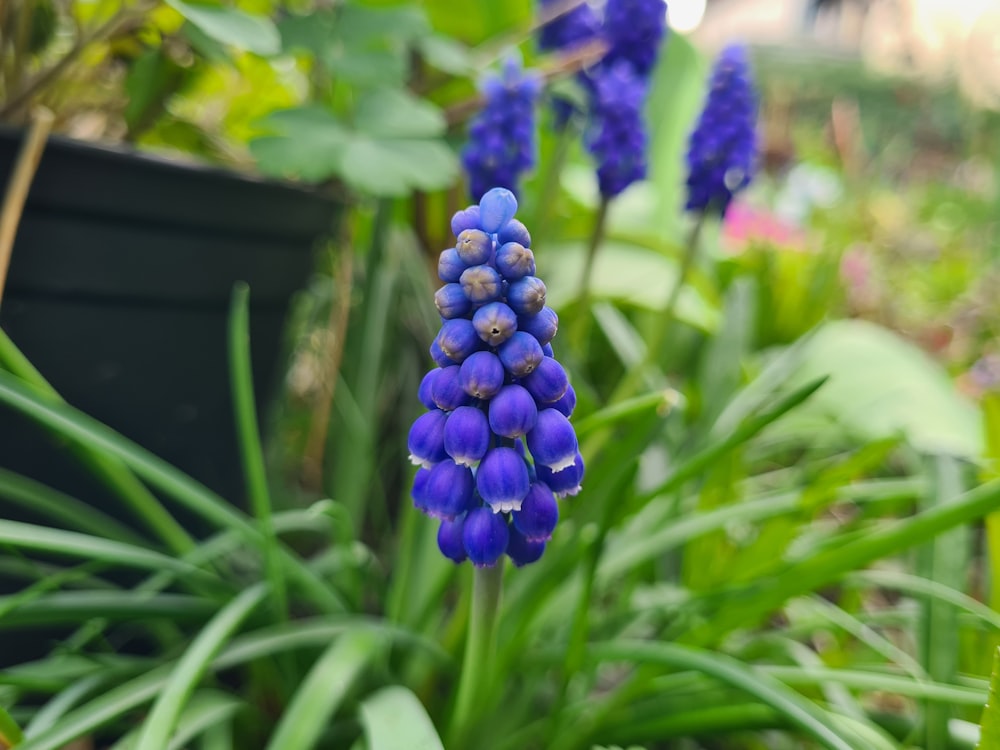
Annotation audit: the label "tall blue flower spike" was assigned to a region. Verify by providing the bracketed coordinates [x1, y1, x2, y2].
[461, 60, 542, 202]
[409, 188, 584, 567]
[685, 43, 758, 216]
[586, 61, 649, 198]
[602, 0, 668, 80]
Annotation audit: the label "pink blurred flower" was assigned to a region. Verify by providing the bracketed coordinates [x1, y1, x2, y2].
[722, 201, 805, 252]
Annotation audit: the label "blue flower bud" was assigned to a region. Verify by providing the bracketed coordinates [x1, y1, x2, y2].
[460, 264, 503, 305]
[431, 365, 471, 411]
[521, 356, 569, 404]
[506, 276, 547, 316]
[429, 339, 458, 368]
[488, 384, 538, 438]
[421, 459, 476, 520]
[498, 331, 543, 377]
[517, 306, 558, 346]
[436, 319, 481, 363]
[536, 452, 584, 497]
[541, 342, 555, 358]
[456, 229, 494, 266]
[435, 283, 472, 319]
[473, 301, 518, 347]
[479, 187, 518, 233]
[444, 406, 490, 467]
[412, 466, 432, 512]
[494, 242, 536, 281]
[458, 351, 505, 399]
[451, 205, 481, 237]
[512, 481, 559, 542]
[477, 446, 531, 512]
[526, 408, 579, 473]
[407, 409, 449, 468]
[550, 383, 577, 418]
[437, 515, 468, 563]
[438, 247, 468, 283]
[506, 525, 545, 566]
[418, 369, 438, 410]
[462, 506, 509, 567]
[498, 218, 531, 248]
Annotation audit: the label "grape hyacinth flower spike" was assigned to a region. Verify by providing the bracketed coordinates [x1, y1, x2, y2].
[685, 43, 758, 216]
[409, 188, 583, 569]
[602, 0, 668, 80]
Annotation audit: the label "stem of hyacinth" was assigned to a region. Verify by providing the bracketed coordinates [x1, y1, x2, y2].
[570, 195, 610, 354]
[449, 563, 504, 746]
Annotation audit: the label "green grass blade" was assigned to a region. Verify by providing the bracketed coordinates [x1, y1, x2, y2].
[228, 283, 286, 619]
[109, 690, 243, 750]
[0, 329, 193, 554]
[588, 640, 860, 750]
[0, 591, 215, 629]
[23, 675, 103, 738]
[977, 648, 1000, 750]
[134, 585, 266, 750]
[359, 686, 444, 750]
[264, 630, 381, 750]
[0, 704, 24, 748]
[760, 666, 987, 705]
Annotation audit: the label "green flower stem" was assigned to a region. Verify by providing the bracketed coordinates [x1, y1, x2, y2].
[611, 210, 707, 404]
[449, 563, 504, 747]
[570, 195, 610, 354]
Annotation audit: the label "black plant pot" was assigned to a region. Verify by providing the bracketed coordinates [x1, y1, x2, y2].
[0, 128, 341, 521]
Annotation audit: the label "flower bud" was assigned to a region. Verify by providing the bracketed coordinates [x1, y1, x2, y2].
[444, 406, 491, 467]
[506, 526, 545, 567]
[418, 369, 438, 410]
[498, 218, 531, 248]
[420, 459, 476, 520]
[436, 319, 481, 363]
[451, 205, 481, 237]
[495, 242, 536, 281]
[429, 340, 457, 368]
[463, 506, 509, 568]
[479, 187, 518, 233]
[518, 306, 558, 346]
[526, 408, 579, 473]
[498, 331, 543, 377]
[407, 409, 449, 467]
[438, 247, 467, 283]
[512, 481, 559, 542]
[473, 301, 518, 346]
[456, 229, 494, 266]
[460, 264, 503, 305]
[506, 276, 547, 316]
[550, 383, 577, 418]
[488, 384, 538, 438]
[477, 446, 531, 512]
[521, 357, 569, 404]
[542, 342, 555, 358]
[435, 283, 472, 319]
[537, 452, 584, 497]
[431, 365, 471, 411]
[458, 351, 505, 399]
[412, 466, 432, 512]
[437, 516, 468, 563]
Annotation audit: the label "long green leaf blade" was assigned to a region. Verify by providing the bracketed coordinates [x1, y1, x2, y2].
[978, 648, 1000, 750]
[360, 686, 444, 750]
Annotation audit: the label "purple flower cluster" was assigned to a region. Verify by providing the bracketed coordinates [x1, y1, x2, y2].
[601, 0, 668, 79]
[685, 44, 758, 215]
[409, 188, 584, 568]
[461, 59, 542, 202]
[538, 0, 600, 54]
[587, 62, 648, 198]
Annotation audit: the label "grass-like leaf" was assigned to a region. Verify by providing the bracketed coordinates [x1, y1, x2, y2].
[360, 686, 444, 750]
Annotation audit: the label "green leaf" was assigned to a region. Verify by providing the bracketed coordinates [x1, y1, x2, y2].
[166, 0, 280, 55]
[250, 106, 350, 182]
[772, 319, 983, 458]
[354, 89, 446, 139]
[340, 138, 458, 196]
[0, 704, 24, 748]
[264, 630, 381, 750]
[417, 34, 473, 75]
[544, 241, 720, 332]
[134, 586, 266, 750]
[359, 686, 444, 750]
[977, 648, 1000, 749]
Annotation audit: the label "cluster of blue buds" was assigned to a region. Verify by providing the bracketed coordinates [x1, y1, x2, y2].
[409, 188, 584, 568]
[602, 0, 668, 80]
[685, 44, 758, 215]
[537, 0, 600, 55]
[587, 62, 648, 198]
[461, 59, 542, 202]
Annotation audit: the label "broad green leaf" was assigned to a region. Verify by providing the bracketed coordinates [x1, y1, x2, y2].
[544, 241, 720, 332]
[250, 106, 350, 182]
[359, 686, 444, 750]
[264, 630, 381, 750]
[338, 137, 458, 196]
[354, 89, 446, 139]
[771, 319, 983, 458]
[166, 0, 279, 55]
[417, 34, 473, 75]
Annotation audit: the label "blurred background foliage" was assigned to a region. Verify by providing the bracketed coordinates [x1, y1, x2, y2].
[4, 0, 1000, 748]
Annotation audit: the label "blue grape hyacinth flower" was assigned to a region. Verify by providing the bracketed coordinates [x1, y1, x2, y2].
[685, 43, 758, 216]
[587, 62, 648, 198]
[409, 188, 583, 568]
[602, 0, 668, 79]
[462, 60, 541, 202]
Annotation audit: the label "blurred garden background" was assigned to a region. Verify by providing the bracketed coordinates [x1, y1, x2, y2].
[2, 0, 1000, 748]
